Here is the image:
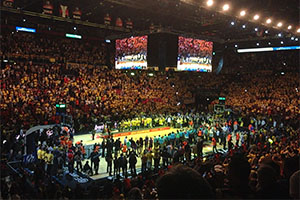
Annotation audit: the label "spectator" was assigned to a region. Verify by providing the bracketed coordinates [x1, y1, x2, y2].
[156, 164, 214, 199]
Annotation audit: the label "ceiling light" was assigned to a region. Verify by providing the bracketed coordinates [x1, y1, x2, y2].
[253, 15, 260, 20]
[240, 10, 246, 16]
[207, 0, 213, 7]
[268, 42, 271, 45]
[235, 44, 238, 48]
[266, 18, 272, 24]
[255, 28, 258, 31]
[297, 28, 300, 33]
[278, 33, 282, 37]
[223, 4, 229, 11]
[291, 37, 294, 40]
[295, 38, 298, 41]
[281, 41, 284, 44]
[242, 24, 246, 29]
[256, 42, 259, 46]
[277, 22, 283, 27]
[231, 21, 235, 25]
[265, 30, 268, 34]
[287, 25, 292, 30]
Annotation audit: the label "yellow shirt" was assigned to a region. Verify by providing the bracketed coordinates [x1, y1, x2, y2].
[37, 149, 43, 160]
[41, 150, 46, 161]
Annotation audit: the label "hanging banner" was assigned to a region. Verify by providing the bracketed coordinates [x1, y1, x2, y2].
[72, 7, 82, 19]
[115, 17, 123, 27]
[126, 18, 133, 29]
[42, 0, 53, 15]
[104, 13, 112, 25]
[59, 4, 69, 18]
[3, 0, 14, 7]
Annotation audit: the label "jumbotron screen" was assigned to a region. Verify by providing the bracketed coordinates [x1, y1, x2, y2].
[115, 36, 148, 69]
[177, 36, 213, 72]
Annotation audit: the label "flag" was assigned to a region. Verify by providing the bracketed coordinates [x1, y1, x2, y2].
[73, 7, 82, 19]
[59, 4, 69, 18]
[104, 13, 111, 25]
[43, 0, 53, 15]
[126, 18, 133, 29]
[116, 17, 123, 27]
[3, 0, 14, 7]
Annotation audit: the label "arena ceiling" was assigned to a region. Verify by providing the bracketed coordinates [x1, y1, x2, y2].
[2, 0, 300, 43]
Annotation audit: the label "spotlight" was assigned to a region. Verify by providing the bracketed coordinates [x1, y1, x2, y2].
[278, 33, 282, 37]
[242, 24, 246, 29]
[231, 21, 235, 25]
[268, 42, 271, 45]
[291, 37, 294, 40]
[223, 4, 229, 11]
[265, 30, 269, 34]
[240, 10, 246, 16]
[207, 0, 213, 7]
[277, 22, 283, 27]
[253, 15, 260, 20]
[295, 38, 298, 41]
[256, 42, 259, 46]
[297, 28, 300, 33]
[255, 28, 258, 31]
[281, 41, 284, 44]
[74, 26, 77, 30]
[23, 18, 26, 22]
[234, 44, 238, 48]
[287, 25, 292, 30]
[266, 18, 272, 24]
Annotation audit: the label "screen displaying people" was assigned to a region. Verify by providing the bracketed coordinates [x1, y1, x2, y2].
[177, 36, 213, 72]
[115, 36, 148, 69]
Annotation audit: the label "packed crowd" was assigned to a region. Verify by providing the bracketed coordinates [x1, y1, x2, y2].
[1, 31, 107, 65]
[221, 72, 300, 121]
[1, 30, 300, 199]
[0, 62, 195, 134]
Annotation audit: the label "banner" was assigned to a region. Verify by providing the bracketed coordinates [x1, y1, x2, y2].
[104, 13, 111, 25]
[42, 0, 53, 15]
[59, 4, 69, 18]
[126, 18, 133, 29]
[23, 154, 36, 164]
[2, 0, 14, 7]
[116, 17, 123, 27]
[72, 7, 82, 19]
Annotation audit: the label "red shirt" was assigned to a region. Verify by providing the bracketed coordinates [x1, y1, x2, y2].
[212, 138, 216, 146]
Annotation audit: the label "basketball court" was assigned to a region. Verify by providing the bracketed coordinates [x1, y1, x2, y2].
[74, 126, 224, 180]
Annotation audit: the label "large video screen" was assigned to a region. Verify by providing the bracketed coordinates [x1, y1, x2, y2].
[115, 36, 148, 69]
[177, 36, 213, 72]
